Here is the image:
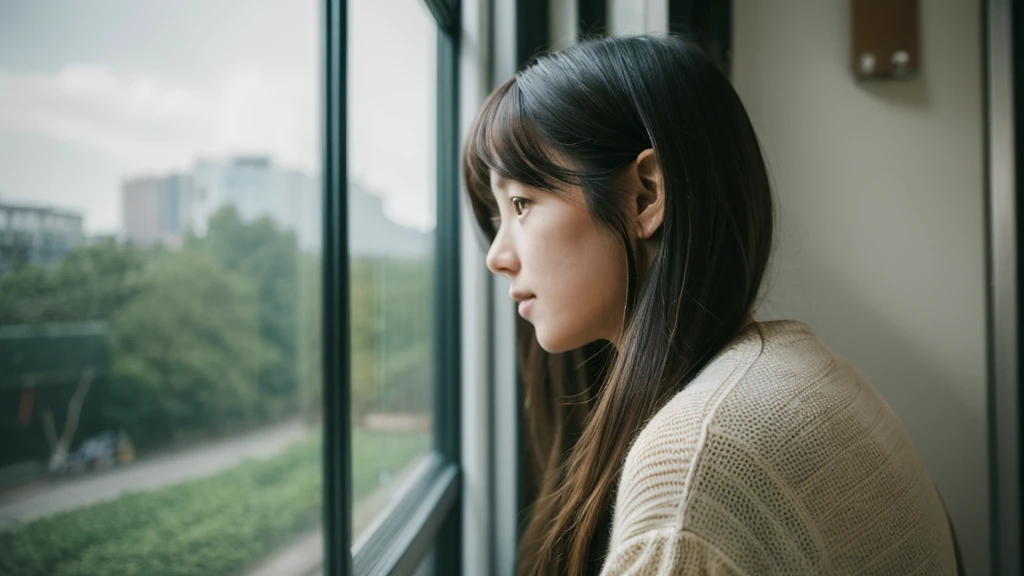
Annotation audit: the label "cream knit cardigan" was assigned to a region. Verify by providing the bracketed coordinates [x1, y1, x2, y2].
[599, 320, 957, 575]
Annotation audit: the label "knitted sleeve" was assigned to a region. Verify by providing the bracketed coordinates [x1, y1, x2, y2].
[600, 529, 745, 576]
[597, 323, 959, 576]
[598, 355, 746, 575]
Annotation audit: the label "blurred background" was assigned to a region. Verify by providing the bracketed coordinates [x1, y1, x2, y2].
[0, 1, 1017, 575]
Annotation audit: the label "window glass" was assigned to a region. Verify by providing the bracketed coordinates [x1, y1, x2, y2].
[413, 548, 437, 576]
[347, 0, 438, 542]
[0, 2, 325, 575]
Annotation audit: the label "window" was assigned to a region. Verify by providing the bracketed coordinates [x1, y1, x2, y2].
[347, 0, 438, 542]
[0, 3, 325, 575]
[324, 0, 462, 573]
[0, 1, 462, 574]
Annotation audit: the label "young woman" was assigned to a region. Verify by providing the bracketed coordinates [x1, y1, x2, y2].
[463, 35, 959, 576]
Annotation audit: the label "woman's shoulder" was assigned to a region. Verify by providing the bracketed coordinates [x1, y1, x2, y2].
[624, 320, 834, 461]
[610, 320, 856, 541]
[709, 320, 878, 455]
[608, 322, 769, 543]
[604, 322, 955, 573]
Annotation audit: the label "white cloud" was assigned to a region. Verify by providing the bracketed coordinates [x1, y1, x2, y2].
[0, 65, 202, 170]
[212, 70, 314, 169]
[0, 64, 319, 175]
[0, 54, 440, 234]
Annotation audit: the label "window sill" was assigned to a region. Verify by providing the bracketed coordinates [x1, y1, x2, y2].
[352, 453, 460, 575]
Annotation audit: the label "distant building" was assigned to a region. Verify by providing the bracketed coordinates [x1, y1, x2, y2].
[0, 203, 84, 275]
[191, 156, 321, 251]
[348, 182, 432, 259]
[120, 155, 432, 256]
[122, 174, 193, 247]
[123, 156, 321, 251]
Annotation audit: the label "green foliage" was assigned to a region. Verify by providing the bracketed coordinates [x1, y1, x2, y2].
[0, 435, 321, 576]
[0, 206, 314, 449]
[350, 428, 431, 499]
[106, 249, 273, 447]
[297, 252, 323, 420]
[190, 208, 302, 417]
[0, 429, 430, 576]
[0, 238, 144, 325]
[0, 203, 439, 451]
[349, 257, 435, 422]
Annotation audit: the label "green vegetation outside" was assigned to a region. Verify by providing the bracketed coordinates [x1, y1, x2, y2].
[0, 429, 430, 576]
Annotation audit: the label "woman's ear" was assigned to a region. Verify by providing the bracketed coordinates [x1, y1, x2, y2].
[634, 148, 665, 239]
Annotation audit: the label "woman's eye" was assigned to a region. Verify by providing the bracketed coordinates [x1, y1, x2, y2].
[511, 197, 529, 215]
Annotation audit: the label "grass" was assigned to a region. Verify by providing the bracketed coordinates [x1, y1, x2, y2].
[0, 428, 430, 576]
[352, 428, 431, 501]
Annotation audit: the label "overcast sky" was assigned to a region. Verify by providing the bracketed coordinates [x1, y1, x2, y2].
[0, 0, 437, 235]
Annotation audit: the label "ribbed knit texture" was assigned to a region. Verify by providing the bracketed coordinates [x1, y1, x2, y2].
[600, 320, 957, 575]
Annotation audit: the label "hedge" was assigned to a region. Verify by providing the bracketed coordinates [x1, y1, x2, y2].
[0, 429, 430, 576]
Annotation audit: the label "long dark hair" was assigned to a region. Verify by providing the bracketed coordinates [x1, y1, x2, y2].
[462, 35, 774, 575]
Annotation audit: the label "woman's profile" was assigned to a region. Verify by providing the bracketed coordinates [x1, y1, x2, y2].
[463, 35, 959, 575]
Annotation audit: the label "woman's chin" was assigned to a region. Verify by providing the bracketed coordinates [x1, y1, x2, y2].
[535, 328, 589, 354]
[533, 328, 562, 353]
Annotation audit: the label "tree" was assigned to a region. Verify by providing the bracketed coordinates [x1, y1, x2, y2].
[348, 256, 434, 423]
[0, 238, 144, 325]
[106, 249, 273, 446]
[0, 230, 302, 453]
[40, 367, 95, 471]
[297, 252, 323, 422]
[0, 241, 141, 462]
[190, 207, 301, 417]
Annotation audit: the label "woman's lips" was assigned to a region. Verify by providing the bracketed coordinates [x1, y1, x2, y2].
[518, 297, 534, 317]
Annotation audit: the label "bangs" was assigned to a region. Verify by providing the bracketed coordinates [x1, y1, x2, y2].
[463, 77, 577, 240]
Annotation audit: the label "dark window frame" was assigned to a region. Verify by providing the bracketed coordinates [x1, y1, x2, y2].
[667, 0, 732, 77]
[577, 0, 607, 39]
[323, 0, 462, 574]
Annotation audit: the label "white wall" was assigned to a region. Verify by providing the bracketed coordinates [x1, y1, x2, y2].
[549, 0, 577, 50]
[489, 2, 522, 575]
[460, 0, 494, 574]
[731, 1, 989, 574]
[607, 0, 667, 37]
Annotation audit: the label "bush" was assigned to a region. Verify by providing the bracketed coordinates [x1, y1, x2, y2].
[0, 435, 321, 576]
[106, 249, 273, 447]
[0, 428, 431, 576]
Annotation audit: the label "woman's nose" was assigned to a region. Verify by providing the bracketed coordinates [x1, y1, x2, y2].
[485, 227, 519, 276]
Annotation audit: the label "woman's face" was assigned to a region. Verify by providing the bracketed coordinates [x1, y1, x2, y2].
[486, 172, 627, 353]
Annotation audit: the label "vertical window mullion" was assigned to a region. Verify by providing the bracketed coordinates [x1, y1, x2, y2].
[434, 10, 462, 573]
[323, 0, 352, 574]
[577, 0, 607, 39]
[667, 0, 732, 77]
[434, 4, 461, 468]
[516, 0, 550, 67]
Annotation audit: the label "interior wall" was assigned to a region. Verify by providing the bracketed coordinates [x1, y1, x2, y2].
[607, 0, 667, 36]
[731, 1, 989, 574]
[549, 0, 578, 49]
